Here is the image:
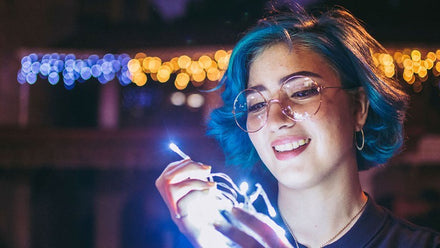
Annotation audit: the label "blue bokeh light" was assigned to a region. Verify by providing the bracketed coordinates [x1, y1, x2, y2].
[29, 53, 38, 62]
[81, 67, 92, 80]
[17, 70, 26, 84]
[18, 52, 138, 87]
[65, 54, 76, 61]
[98, 74, 108, 84]
[48, 72, 59, 85]
[63, 72, 75, 86]
[40, 63, 51, 76]
[26, 73, 37, 84]
[91, 64, 102, 77]
[103, 53, 115, 62]
[31, 62, 41, 74]
[101, 61, 113, 74]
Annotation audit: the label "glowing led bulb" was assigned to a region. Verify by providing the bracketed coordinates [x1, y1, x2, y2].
[239, 182, 249, 193]
[169, 143, 190, 160]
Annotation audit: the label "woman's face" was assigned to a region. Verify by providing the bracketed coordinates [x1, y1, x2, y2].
[247, 43, 362, 190]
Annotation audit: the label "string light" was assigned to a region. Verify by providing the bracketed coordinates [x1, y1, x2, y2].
[17, 50, 232, 90]
[17, 48, 440, 94]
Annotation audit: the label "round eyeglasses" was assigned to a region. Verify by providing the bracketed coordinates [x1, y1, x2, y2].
[232, 76, 344, 133]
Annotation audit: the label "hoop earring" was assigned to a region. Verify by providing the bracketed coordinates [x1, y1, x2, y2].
[355, 129, 365, 151]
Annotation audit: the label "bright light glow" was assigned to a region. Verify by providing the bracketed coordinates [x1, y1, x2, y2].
[158, 64, 172, 74]
[214, 50, 228, 62]
[384, 65, 395, 78]
[381, 54, 393, 66]
[40, 63, 50, 76]
[187, 93, 204, 108]
[403, 58, 413, 69]
[418, 67, 428, 78]
[184, 188, 234, 248]
[217, 54, 230, 70]
[198, 55, 212, 69]
[411, 50, 422, 61]
[178, 55, 191, 69]
[427, 52, 436, 62]
[157, 65, 171, 83]
[48, 72, 59, 85]
[170, 57, 179, 72]
[170, 92, 186, 106]
[188, 61, 203, 74]
[26, 73, 37, 84]
[169, 142, 190, 160]
[207, 67, 221, 81]
[128, 59, 141, 73]
[192, 71, 206, 83]
[132, 72, 147, 86]
[175, 72, 190, 90]
[239, 182, 249, 193]
[148, 57, 162, 73]
[17, 48, 440, 93]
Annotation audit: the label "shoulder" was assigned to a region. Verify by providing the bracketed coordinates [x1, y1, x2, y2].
[369, 204, 440, 248]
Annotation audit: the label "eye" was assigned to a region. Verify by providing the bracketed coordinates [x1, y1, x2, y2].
[248, 101, 267, 113]
[290, 87, 319, 99]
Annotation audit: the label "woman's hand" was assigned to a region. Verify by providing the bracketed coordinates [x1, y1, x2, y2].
[215, 207, 294, 248]
[156, 159, 293, 248]
[155, 159, 216, 246]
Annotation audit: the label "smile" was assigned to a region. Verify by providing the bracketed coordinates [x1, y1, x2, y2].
[273, 138, 311, 152]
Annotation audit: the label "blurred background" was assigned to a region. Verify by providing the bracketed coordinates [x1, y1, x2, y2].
[0, 0, 439, 247]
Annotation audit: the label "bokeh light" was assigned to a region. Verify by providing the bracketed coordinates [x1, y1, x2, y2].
[17, 48, 440, 95]
[170, 92, 186, 106]
[187, 93, 204, 108]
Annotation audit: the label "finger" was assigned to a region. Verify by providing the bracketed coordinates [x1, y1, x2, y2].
[170, 180, 216, 220]
[170, 179, 216, 209]
[214, 223, 265, 248]
[156, 159, 192, 182]
[167, 161, 211, 184]
[165, 158, 191, 171]
[159, 160, 211, 185]
[175, 188, 215, 223]
[155, 160, 211, 199]
[155, 159, 191, 189]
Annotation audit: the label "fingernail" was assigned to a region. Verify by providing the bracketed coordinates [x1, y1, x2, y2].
[198, 162, 211, 169]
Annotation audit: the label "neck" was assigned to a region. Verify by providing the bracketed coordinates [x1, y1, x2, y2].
[278, 169, 367, 248]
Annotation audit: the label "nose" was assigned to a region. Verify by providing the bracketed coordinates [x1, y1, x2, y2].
[266, 99, 295, 132]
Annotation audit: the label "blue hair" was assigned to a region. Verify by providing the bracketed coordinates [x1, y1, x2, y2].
[207, 6, 409, 171]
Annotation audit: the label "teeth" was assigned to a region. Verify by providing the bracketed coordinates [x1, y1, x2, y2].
[274, 139, 310, 152]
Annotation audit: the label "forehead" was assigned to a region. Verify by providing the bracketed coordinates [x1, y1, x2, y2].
[247, 43, 341, 88]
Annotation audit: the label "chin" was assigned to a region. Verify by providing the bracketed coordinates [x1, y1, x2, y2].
[272, 169, 310, 188]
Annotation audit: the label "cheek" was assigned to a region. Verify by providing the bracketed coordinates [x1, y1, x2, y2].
[248, 133, 267, 158]
[320, 96, 356, 128]
[314, 101, 356, 143]
[248, 133, 260, 151]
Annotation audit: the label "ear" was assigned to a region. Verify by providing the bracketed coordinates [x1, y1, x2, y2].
[353, 87, 369, 131]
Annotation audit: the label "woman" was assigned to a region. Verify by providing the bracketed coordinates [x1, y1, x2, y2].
[156, 5, 440, 247]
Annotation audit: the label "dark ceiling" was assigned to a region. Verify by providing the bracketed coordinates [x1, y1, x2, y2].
[53, 0, 440, 50]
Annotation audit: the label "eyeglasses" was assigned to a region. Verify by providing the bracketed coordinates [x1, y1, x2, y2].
[232, 76, 344, 133]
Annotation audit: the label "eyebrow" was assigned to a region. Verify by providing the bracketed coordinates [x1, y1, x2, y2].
[248, 70, 323, 91]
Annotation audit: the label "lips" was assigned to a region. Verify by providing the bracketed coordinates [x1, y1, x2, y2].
[271, 137, 311, 160]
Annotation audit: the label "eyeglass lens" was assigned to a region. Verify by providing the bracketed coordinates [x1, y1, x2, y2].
[233, 76, 322, 133]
